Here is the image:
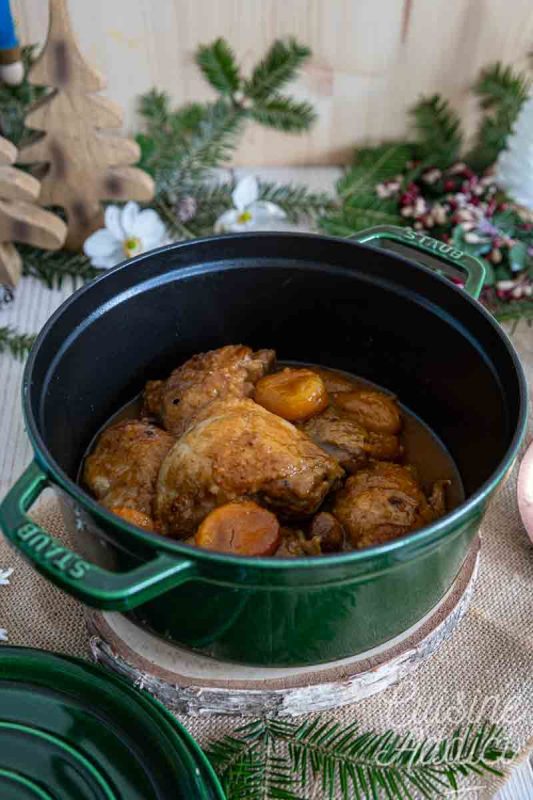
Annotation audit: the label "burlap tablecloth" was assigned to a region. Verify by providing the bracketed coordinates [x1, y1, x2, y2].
[0, 323, 532, 800]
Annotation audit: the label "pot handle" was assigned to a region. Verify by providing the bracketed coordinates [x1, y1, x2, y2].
[351, 225, 486, 298]
[0, 462, 197, 611]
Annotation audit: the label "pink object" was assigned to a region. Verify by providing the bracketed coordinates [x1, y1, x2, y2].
[517, 440, 533, 542]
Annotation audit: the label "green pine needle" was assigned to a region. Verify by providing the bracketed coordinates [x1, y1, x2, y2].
[138, 37, 315, 202]
[20, 245, 98, 289]
[0, 45, 47, 146]
[257, 180, 335, 223]
[244, 38, 311, 101]
[337, 144, 415, 200]
[473, 62, 530, 112]
[0, 326, 35, 359]
[137, 88, 172, 128]
[156, 178, 333, 240]
[207, 718, 515, 800]
[320, 195, 404, 236]
[196, 38, 241, 96]
[250, 95, 316, 132]
[410, 95, 463, 169]
[491, 299, 533, 326]
[467, 62, 530, 172]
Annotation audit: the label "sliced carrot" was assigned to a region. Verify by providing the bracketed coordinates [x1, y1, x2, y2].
[112, 506, 156, 531]
[195, 501, 280, 556]
[254, 368, 329, 422]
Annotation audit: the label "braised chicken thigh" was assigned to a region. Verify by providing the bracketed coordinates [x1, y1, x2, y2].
[144, 344, 275, 436]
[155, 398, 343, 536]
[83, 420, 174, 530]
[333, 461, 449, 549]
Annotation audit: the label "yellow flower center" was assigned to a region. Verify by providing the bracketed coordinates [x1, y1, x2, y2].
[236, 210, 252, 224]
[123, 236, 142, 258]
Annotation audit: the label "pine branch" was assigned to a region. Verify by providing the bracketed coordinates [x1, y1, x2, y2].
[473, 62, 530, 112]
[0, 45, 47, 146]
[244, 38, 311, 101]
[207, 721, 302, 800]
[149, 100, 244, 195]
[468, 63, 530, 172]
[157, 178, 333, 239]
[207, 718, 515, 800]
[20, 245, 98, 289]
[490, 298, 533, 325]
[337, 144, 415, 200]
[196, 38, 241, 96]
[169, 101, 242, 183]
[410, 95, 463, 168]
[319, 195, 404, 236]
[137, 88, 172, 129]
[257, 180, 335, 223]
[250, 95, 316, 132]
[0, 326, 35, 359]
[138, 38, 315, 200]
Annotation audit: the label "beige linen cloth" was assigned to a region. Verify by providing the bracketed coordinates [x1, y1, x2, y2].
[0, 324, 532, 800]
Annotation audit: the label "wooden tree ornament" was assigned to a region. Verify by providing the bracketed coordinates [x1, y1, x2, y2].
[0, 134, 66, 286]
[18, 0, 154, 250]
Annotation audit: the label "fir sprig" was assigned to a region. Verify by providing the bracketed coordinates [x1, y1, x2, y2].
[320, 196, 403, 235]
[337, 144, 415, 200]
[0, 326, 35, 359]
[250, 96, 315, 132]
[196, 38, 241, 96]
[468, 63, 530, 172]
[319, 143, 411, 234]
[20, 245, 98, 289]
[207, 718, 514, 800]
[410, 95, 463, 169]
[193, 36, 316, 133]
[257, 180, 335, 222]
[138, 38, 318, 236]
[0, 45, 46, 146]
[138, 94, 243, 194]
[244, 39, 311, 101]
[155, 178, 335, 240]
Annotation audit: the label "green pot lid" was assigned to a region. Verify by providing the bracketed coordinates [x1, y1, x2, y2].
[0, 646, 225, 800]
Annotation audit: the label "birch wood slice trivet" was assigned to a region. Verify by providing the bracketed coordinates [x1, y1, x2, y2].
[87, 537, 479, 718]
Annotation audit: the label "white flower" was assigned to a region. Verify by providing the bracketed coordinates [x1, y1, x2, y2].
[0, 567, 12, 643]
[0, 568, 12, 586]
[83, 202, 168, 269]
[215, 175, 286, 233]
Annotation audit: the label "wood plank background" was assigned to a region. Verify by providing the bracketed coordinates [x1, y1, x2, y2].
[11, 0, 533, 165]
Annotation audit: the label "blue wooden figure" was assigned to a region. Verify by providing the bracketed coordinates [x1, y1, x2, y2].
[0, 0, 22, 85]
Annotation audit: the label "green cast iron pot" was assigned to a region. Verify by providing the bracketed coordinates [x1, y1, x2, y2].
[0, 226, 528, 666]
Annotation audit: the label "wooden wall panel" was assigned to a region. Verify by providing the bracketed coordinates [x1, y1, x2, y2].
[11, 0, 533, 165]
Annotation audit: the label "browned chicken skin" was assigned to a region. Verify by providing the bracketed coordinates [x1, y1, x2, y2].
[144, 344, 275, 436]
[333, 461, 448, 549]
[83, 420, 174, 524]
[300, 406, 402, 473]
[155, 398, 344, 537]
